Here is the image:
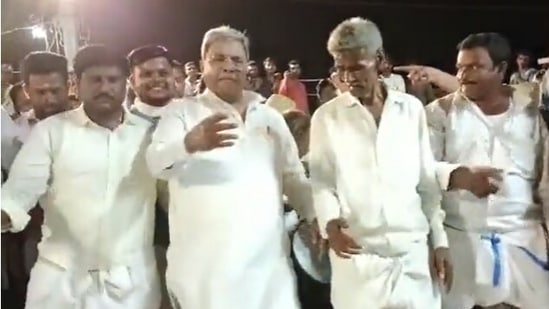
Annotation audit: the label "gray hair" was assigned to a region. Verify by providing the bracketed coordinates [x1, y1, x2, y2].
[200, 25, 250, 59]
[327, 17, 383, 57]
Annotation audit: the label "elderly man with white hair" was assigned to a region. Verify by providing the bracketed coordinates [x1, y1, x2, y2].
[309, 17, 454, 309]
[146, 25, 313, 309]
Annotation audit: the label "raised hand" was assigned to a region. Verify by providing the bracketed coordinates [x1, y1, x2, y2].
[184, 113, 239, 153]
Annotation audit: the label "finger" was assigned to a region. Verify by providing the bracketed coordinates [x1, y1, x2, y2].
[435, 256, 446, 282]
[211, 122, 239, 132]
[335, 250, 352, 259]
[488, 183, 500, 194]
[445, 261, 454, 291]
[393, 65, 419, 73]
[201, 113, 229, 125]
[342, 247, 362, 255]
[215, 133, 239, 142]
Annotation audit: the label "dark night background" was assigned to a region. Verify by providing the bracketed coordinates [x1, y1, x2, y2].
[2, 0, 549, 78]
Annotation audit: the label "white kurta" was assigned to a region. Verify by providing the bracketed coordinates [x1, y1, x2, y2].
[382, 73, 406, 92]
[1, 106, 160, 309]
[426, 87, 549, 309]
[147, 89, 313, 309]
[309, 90, 446, 309]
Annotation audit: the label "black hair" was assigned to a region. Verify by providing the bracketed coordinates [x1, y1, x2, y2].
[456, 32, 511, 67]
[73, 44, 129, 79]
[20, 52, 68, 84]
[288, 59, 300, 66]
[127, 45, 172, 69]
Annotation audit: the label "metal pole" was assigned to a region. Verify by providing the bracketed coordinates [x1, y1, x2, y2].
[57, 0, 79, 71]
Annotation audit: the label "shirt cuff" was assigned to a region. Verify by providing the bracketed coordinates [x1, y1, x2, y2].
[315, 202, 340, 239]
[435, 162, 462, 191]
[430, 223, 449, 248]
[1, 202, 31, 233]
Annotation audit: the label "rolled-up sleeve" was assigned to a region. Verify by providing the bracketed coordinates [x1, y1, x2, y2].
[308, 109, 340, 239]
[1, 122, 52, 233]
[417, 105, 448, 248]
[425, 99, 461, 191]
[147, 101, 192, 180]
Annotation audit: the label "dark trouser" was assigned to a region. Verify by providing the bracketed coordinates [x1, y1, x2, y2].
[291, 251, 332, 309]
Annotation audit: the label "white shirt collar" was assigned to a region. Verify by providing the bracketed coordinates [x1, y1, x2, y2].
[132, 99, 167, 117]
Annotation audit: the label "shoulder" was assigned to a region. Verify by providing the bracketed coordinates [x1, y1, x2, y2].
[426, 92, 455, 115]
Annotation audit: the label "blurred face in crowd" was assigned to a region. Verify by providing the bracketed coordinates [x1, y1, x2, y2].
[78, 66, 126, 114]
[185, 62, 199, 80]
[378, 56, 393, 76]
[516, 53, 530, 70]
[11, 87, 32, 115]
[247, 63, 259, 78]
[333, 48, 380, 100]
[263, 58, 277, 75]
[173, 66, 185, 97]
[24, 72, 70, 120]
[288, 63, 301, 78]
[202, 39, 247, 103]
[131, 56, 174, 106]
[456, 47, 506, 101]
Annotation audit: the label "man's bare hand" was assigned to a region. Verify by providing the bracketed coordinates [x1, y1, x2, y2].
[430, 247, 453, 292]
[184, 113, 239, 153]
[449, 166, 503, 198]
[326, 218, 362, 259]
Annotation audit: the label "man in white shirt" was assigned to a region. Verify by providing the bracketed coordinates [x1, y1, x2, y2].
[379, 53, 406, 92]
[426, 32, 549, 309]
[309, 17, 451, 309]
[1, 45, 160, 309]
[127, 44, 175, 309]
[147, 25, 313, 309]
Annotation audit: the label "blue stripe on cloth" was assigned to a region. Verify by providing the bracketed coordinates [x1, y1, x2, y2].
[481, 233, 502, 286]
[517, 246, 549, 271]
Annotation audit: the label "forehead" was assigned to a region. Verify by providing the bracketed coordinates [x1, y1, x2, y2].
[456, 47, 493, 64]
[185, 63, 196, 69]
[333, 49, 375, 66]
[27, 72, 66, 88]
[136, 57, 171, 71]
[205, 39, 247, 59]
[81, 66, 125, 78]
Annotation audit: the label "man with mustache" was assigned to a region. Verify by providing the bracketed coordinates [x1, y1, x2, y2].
[1, 45, 161, 309]
[425, 33, 549, 309]
[127, 44, 174, 309]
[308, 17, 451, 309]
[147, 25, 313, 309]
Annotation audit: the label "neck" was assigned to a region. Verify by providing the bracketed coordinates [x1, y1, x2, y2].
[475, 85, 510, 115]
[360, 82, 387, 107]
[83, 104, 124, 130]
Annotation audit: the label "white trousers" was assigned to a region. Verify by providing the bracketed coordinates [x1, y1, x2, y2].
[25, 252, 160, 309]
[330, 240, 440, 309]
[443, 225, 549, 309]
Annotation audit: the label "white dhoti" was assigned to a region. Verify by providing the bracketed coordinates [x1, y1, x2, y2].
[25, 250, 160, 309]
[443, 225, 549, 309]
[330, 240, 440, 309]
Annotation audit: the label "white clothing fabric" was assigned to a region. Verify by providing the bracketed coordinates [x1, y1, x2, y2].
[309, 90, 446, 309]
[147, 89, 313, 309]
[330, 241, 440, 309]
[426, 88, 549, 309]
[25, 253, 159, 309]
[1, 106, 22, 170]
[382, 73, 406, 92]
[1, 105, 160, 308]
